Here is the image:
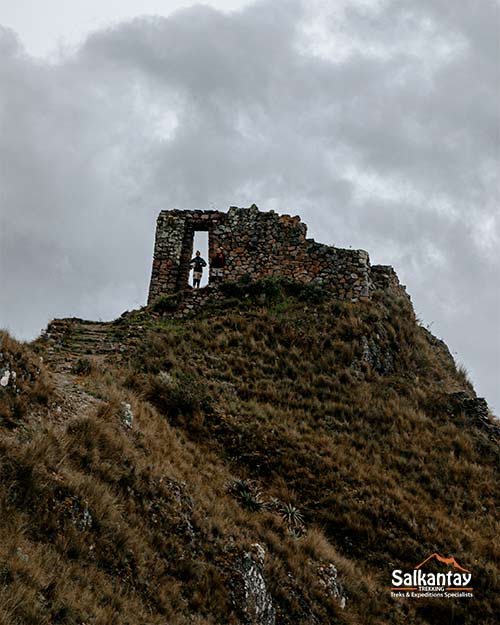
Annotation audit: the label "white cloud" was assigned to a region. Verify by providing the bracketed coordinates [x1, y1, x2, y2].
[0, 0, 498, 412]
[0, 0, 254, 58]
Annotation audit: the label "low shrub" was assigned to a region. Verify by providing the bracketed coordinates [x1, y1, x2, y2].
[146, 371, 212, 418]
[151, 294, 180, 314]
[71, 357, 93, 375]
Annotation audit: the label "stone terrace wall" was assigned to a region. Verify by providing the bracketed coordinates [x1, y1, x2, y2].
[148, 205, 397, 304]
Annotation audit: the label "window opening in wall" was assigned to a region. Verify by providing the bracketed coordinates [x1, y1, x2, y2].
[191, 231, 209, 288]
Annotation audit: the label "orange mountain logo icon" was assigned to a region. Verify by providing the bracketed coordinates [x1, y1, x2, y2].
[415, 553, 471, 573]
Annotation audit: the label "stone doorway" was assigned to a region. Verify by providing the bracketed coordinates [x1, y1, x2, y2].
[177, 221, 214, 291]
[191, 231, 209, 288]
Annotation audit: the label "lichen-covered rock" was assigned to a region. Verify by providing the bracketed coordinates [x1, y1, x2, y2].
[360, 334, 394, 374]
[121, 402, 134, 429]
[317, 563, 346, 609]
[0, 369, 12, 387]
[233, 543, 275, 625]
[1, 331, 52, 425]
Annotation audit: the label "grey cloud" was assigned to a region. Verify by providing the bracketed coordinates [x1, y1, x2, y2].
[0, 1, 498, 411]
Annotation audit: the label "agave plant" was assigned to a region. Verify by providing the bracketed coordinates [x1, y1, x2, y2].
[287, 525, 307, 539]
[238, 488, 265, 512]
[280, 502, 304, 528]
[265, 496, 282, 512]
[228, 478, 253, 497]
[227, 478, 265, 512]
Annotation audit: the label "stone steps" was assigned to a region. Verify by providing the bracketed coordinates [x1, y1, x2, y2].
[41, 292, 212, 369]
[40, 318, 122, 369]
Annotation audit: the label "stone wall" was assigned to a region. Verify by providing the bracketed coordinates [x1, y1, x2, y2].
[148, 204, 404, 304]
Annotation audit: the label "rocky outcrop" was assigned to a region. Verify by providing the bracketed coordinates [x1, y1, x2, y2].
[360, 334, 394, 375]
[448, 391, 499, 438]
[317, 563, 346, 610]
[233, 543, 275, 625]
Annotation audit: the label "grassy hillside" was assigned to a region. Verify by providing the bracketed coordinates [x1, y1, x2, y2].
[0, 279, 498, 625]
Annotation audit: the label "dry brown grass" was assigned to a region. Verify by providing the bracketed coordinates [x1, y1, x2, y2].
[0, 281, 498, 624]
[0, 331, 54, 427]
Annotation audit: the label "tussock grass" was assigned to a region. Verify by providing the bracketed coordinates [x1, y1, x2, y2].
[0, 281, 498, 624]
[0, 331, 54, 427]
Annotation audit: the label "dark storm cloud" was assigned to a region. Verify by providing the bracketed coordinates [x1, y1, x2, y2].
[0, 1, 498, 411]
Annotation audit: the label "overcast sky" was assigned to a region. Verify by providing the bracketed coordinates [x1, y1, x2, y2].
[0, 0, 498, 413]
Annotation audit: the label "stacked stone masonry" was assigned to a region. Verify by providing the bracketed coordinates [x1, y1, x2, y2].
[148, 205, 407, 304]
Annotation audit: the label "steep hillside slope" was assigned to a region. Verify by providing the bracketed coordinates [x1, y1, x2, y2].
[0, 279, 498, 625]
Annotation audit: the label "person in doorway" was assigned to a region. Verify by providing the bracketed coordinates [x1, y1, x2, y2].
[189, 250, 207, 288]
[210, 248, 226, 284]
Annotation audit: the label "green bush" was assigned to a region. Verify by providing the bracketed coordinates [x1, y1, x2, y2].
[219, 276, 328, 308]
[151, 294, 180, 314]
[294, 282, 328, 304]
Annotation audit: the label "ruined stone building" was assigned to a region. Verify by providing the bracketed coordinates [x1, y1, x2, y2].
[147, 204, 404, 304]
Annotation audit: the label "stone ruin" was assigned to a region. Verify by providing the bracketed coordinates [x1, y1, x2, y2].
[147, 204, 405, 304]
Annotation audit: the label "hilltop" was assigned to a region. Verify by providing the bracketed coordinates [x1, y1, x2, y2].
[0, 278, 498, 625]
